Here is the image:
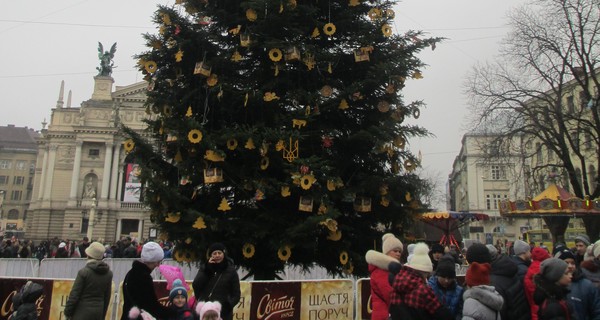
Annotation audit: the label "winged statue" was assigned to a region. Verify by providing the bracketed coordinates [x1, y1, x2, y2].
[97, 42, 117, 76]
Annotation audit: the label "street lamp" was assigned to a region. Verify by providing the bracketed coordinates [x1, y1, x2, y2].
[86, 198, 97, 240]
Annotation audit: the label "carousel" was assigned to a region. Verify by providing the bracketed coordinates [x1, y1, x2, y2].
[499, 183, 600, 243]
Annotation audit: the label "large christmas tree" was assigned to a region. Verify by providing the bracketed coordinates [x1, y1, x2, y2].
[124, 0, 440, 279]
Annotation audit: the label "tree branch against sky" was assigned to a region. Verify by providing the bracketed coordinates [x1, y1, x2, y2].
[465, 0, 600, 238]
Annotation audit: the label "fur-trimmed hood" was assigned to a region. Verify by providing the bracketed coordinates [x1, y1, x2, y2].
[366, 250, 398, 271]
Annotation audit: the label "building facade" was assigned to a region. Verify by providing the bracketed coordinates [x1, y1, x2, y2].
[0, 125, 39, 235]
[449, 72, 596, 244]
[27, 76, 153, 243]
[449, 133, 527, 242]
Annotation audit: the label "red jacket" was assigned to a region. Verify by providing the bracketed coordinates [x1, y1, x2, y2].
[524, 247, 551, 320]
[366, 250, 397, 320]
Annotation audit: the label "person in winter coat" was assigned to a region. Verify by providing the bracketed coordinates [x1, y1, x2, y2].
[573, 235, 591, 267]
[192, 243, 241, 320]
[365, 233, 403, 320]
[55, 242, 69, 258]
[533, 258, 574, 320]
[121, 242, 177, 320]
[389, 242, 453, 320]
[462, 262, 504, 320]
[427, 255, 464, 319]
[430, 243, 445, 272]
[406, 243, 416, 264]
[513, 240, 533, 281]
[64, 242, 113, 320]
[555, 248, 600, 320]
[581, 240, 600, 288]
[486, 245, 531, 320]
[166, 279, 194, 320]
[196, 301, 222, 320]
[524, 247, 552, 320]
[11, 280, 44, 320]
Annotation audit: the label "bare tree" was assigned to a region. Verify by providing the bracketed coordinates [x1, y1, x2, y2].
[465, 0, 600, 240]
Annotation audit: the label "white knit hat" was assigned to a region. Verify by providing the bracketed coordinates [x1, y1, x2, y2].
[141, 242, 164, 263]
[406, 242, 432, 273]
[196, 301, 222, 320]
[382, 233, 403, 255]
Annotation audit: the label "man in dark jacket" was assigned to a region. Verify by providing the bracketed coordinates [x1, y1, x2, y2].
[487, 244, 531, 320]
[121, 242, 176, 320]
[193, 243, 241, 320]
[78, 236, 90, 258]
[512, 239, 532, 281]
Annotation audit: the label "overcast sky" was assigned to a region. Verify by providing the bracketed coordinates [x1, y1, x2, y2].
[0, 0, 522, 210]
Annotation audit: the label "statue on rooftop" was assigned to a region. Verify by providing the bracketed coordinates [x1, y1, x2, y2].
[97, 42, 117, 76]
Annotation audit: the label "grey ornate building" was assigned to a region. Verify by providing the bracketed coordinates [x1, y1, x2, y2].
[27, 75, 152, 243]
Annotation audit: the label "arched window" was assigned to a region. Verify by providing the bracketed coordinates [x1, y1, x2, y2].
[7, 209, 19, 220]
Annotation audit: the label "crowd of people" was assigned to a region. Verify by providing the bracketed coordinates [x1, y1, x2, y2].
[4, 236, 238, 320]
[366, 233, 600, 320]
[0, 235, 174, 261]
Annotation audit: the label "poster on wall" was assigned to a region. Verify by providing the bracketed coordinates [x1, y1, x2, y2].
[124, 163, 142, 203]
[0, 278, 114, 320]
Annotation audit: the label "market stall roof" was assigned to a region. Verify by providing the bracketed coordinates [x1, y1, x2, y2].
[499, 183, 600, 217]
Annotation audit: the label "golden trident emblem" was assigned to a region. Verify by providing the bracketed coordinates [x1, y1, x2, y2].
[282, 137, 299, 162]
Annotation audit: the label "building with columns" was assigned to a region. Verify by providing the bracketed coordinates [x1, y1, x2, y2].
[27, 75, 152, 243]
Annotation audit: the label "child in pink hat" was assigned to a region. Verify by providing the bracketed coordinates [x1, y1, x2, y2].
[195, 301, 222, 320]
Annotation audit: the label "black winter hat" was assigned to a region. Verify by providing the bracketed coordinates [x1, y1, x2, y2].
[466, 243, 492, 264]
[208, 242, 227, 255]
[436, 256, 456, 278]
[431, 243, 445, 254]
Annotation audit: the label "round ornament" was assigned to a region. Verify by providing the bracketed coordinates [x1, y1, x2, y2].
[368, 8, 382, 20]
[227, 138, 238, 150]
[413, 109, 421, 119]
[269, 48, 283, 62]
[144, 61, 157, 74]
[260, 157, 270, 170]
[339, 251, 349, 265]
[242, 243, 255, 258]
[188, 129, 203, 143]
[385, 9, 395, 18]
[323, 23, 336, 36]
[278, 246, 291, 261]
[382, 24, 392, 37]
[300, 175, 316, 190]
[123, 139, 135, 152]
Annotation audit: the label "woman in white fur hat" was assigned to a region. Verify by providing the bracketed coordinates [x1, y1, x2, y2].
[365, 233, 403, 320]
